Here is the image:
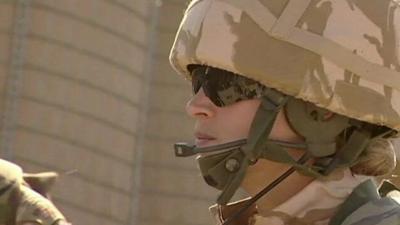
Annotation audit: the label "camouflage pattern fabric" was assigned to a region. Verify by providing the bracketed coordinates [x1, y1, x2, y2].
[0, 159, 70, 225]
[213, 71, 266, 106]
[210, 169, 400, 225]
[0, 159, 23, 225]
[170, 0, 400, 131]
[191, 66, 266, 106]
[332, 180, 400, 225]
[340, 197, 400, 225]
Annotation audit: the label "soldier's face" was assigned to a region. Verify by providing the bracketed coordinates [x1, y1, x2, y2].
[186, 88, 259, 147]
[186, 87, 311, 208]
[185, 88, 301, 148]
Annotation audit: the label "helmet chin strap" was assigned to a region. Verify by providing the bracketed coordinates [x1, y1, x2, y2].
[175, 139, 311, 225]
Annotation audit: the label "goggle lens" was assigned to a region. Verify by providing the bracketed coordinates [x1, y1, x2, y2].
[191, 66, 265, 107]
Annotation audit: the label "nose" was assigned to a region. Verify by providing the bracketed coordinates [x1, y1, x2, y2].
[186, 88, 216, 118]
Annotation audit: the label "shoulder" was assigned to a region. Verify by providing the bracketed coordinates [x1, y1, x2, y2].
[341, 195, 400, 225]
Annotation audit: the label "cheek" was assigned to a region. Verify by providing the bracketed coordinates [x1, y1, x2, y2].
[215, 99, 261, 139]
[269, 110, 304, 143]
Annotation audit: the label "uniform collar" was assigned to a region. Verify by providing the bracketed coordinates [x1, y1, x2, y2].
[329, 179, 380, 225]
[210, 169, 372, 225]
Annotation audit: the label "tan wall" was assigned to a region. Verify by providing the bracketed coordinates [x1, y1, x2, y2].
[0, 1, 218, 225]
[0, 0, 148, 224]
[138, 1, 219, 225]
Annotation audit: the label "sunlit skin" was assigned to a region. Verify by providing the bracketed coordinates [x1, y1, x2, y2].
[186, 88, 314, 212]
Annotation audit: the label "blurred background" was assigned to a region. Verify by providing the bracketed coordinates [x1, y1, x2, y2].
[0, 1, 399, 225]
[0, 0, 219, 225]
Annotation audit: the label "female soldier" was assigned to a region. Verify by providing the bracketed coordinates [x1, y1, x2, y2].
[170, 0, 400, 224]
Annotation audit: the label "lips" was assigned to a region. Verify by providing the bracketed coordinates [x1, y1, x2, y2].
[194, 132, 216, 147]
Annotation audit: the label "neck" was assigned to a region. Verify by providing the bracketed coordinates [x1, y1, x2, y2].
[242, 159, 314, 210]
[255, 170, 314, 211]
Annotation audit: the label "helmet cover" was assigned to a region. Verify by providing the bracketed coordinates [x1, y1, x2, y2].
[170, 0, 400, 131]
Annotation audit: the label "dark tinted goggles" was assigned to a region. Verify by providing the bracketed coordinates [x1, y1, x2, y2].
[191, 66, 266, 107]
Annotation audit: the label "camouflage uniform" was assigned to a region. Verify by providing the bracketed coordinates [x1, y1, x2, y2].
[0, 159, 70, 225]
[169, 0, 400, 224]
[210, 171, 400, 225]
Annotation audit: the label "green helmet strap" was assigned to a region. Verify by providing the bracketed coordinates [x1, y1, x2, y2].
[242, 90, 289, 161]
[323, 128, 372, 175]
[246, 94, 324, 177]
[274, 97, 375, 177]
[260, 141, 321, 177]
[216, 159, 250, 204]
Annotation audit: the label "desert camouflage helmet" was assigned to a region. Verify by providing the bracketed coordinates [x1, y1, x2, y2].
[171, 0, 400, 207]
[170, 0, 400, 131]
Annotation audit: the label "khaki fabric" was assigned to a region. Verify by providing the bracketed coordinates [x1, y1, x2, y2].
[340, 197, 400, 225]
[254, 170, 369, 225]
[210, 170, 400, 225]
[0, 160, 69, 225]
[334, 180, 400, 225]
[170, 0, 400, 131]
[0, 159, 23, 193]
[210, 169, 370, 225]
